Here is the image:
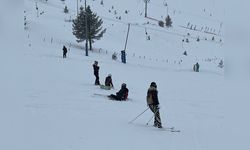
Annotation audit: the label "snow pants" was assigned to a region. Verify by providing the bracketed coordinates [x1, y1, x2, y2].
[63, 51, 67, 58]
[94, 73, 100, 85]
[108, 94, 121, 101]
[149, 104, 162, 127]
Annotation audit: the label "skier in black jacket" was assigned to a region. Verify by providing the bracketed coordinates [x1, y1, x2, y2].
[93, 61, 100, 85]
[147, 82, 162, 128]
[62, 45, 67, 58]
[108, 83, 129, 101]
[193, 62, 200, 72]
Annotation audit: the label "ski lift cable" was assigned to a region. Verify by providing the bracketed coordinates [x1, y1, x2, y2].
[99, 15, 223, 44]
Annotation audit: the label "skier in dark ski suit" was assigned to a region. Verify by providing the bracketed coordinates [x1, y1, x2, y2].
[62, 46, 67, 58]
[108, 83, 129, 101]
[193, 62, 200, 72]
[93, 61, 100, 85]
[147, 82, 162, 128]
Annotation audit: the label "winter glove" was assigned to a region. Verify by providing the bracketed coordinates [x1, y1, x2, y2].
[156, 105, 160, 109]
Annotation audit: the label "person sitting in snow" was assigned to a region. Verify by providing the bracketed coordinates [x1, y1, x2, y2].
[100, 74, 114, 90]
[105, 74, 114, 88]
[108, 83, 129, 101]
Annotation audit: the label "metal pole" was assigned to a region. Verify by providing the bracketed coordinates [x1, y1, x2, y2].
[124, 23, 130, 51]
[85, 0, 88, 56]
[144, 0, 150, 17]
[129, 107, 149, 124]
[146, 108, 160, 125]
[146, 115, 154, 125]
[167, 5, 168, 16]
[36, 2, 39, 17]
[164, 2, 168, 16]
[77, 0, 79, 16]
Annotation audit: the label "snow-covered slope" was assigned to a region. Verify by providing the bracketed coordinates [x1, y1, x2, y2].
[0, 0, 249, 150]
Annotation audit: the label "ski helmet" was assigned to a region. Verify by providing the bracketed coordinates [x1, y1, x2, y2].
[108, 74, 112, 77]
[121, 83, 126, 88]
[150, 82, 157, 88]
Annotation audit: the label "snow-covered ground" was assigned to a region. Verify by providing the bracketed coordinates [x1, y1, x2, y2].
[0, 0, 249, 150]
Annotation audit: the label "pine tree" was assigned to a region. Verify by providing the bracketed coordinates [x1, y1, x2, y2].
[72, 6, 86, 43]
[72, 6, 106, 50]
[86, 6, 106, 50]
[165, 15, 172, 27]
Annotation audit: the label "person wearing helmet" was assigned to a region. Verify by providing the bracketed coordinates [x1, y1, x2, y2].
[93, 61, 100, 85]
[108, 83, 129, 101]
[147, 82, 162, 128]
[105, 74, 114, 88]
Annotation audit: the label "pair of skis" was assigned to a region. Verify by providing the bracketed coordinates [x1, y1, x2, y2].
[151, 126, 180, 132]
[93, 93, 132, 101]
[93, 93, 109, 97]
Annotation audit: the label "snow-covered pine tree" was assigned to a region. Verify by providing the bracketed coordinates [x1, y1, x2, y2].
[86, 6, 106, 50]
[72, 6, 106, 50]
[165, 15, 172, 27]
[72, 7, 85, 43]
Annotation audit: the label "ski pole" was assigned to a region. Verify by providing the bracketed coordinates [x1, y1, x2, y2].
[129, 107, 149, 123]
[146, 106, 160, 125]
[146, 114, 154, 125]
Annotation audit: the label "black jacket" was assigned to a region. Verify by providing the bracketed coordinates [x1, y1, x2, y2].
[116, 87, 129, 100]
[147, 87, 159, 105]
[63, 46, 67, 53]
[105, 76, 113, 87]
[93, 64, 99, 75]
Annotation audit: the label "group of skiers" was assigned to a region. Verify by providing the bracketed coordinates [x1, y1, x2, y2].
[92, 61, 162, 128]
[61, 45, 208, 128]
[92, 61, 129, 101]
[61, 46, 162, 128]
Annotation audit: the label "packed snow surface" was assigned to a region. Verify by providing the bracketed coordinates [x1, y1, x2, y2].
[0, 0, 250, 150]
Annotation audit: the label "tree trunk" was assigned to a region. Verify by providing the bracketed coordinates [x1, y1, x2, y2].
[89, 38, 92, 50]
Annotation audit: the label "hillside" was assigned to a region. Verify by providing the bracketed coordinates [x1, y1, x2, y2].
[0, 0, 249, 150]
